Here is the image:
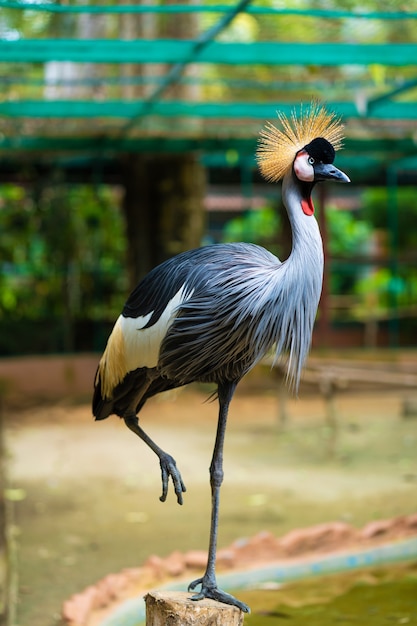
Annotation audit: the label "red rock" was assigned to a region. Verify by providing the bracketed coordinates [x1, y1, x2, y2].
[62, 586, 96, 625]
[216, 547, 236, 568]
[137, 564, 164, 588]
[97, 573, 129, 603]
[279, 522, 354, 555]
[184, 550, 208, 569]
[232, 530, 283, 564]
[143, 555, 166, 579]
[163, 551, 186, 577]
[250, 530, 276, 545]
[360, 519, 392, 539]
[406, 513, 417, 529]
[121, 567, 143, 582]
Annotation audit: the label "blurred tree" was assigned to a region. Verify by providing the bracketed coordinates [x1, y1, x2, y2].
[326, 209, 371, 257]
[221, 206, 281, 256]
[121, 153, 206, 288]
[0, 180, 127, 351]
[0, 0, 207, 292]
[352, 187, 417, 345]
[361, 187, 417, 251]
[326, 207, 372, 294]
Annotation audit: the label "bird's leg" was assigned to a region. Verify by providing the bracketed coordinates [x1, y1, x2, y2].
[124, 414, 186, 505]
[122, 372, 186, 505]
[188, 382, 250, 613]
[123, 375, 186, 505]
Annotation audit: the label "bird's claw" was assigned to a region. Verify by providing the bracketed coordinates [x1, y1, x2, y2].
[188, 577, 250, 613]
[159, 452, 186, 505]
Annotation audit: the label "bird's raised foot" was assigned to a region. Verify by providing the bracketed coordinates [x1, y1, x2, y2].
[159, 452, 186, 505]
[188, 577, 250, 613]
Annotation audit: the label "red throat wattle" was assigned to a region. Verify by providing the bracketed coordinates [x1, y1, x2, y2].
[301, 197, 314, 216]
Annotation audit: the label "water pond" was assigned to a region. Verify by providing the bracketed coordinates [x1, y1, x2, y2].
[102, 557, 417, 626]
[239, 562, 417, 626]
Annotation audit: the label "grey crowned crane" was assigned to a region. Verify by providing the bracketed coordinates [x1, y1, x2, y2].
[93, 103, 350, 613]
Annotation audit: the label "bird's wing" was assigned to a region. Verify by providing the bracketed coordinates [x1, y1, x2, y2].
[95, 248, 209, 401]
[94, 243, 283, 406]
[158, 243, 284, 385]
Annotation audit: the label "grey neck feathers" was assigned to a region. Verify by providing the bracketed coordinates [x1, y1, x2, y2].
[276, 170, 324, 388]
[282, 170, 324, 268]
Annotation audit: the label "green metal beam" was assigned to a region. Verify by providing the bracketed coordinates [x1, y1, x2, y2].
[0, 135, 414, 156]
[367, 78, 417, 110]
[0, 136, 413, 187]
[0, 99, 415, 119]
[0, 40, 416, 66]
[1, 2, 416, 19]
[119, 0, 253, 135]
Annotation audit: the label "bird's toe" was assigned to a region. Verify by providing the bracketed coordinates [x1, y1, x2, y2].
[187, 577, 203, 592]
[188, 578, 250, 613]
[159, 453, 186, 505]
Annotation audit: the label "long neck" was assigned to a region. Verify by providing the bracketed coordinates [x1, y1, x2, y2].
[277, 168, 324, 388]
[282, 168, 324, 271]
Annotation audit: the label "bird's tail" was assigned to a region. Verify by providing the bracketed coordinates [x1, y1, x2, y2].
[92, 367, 114, 420]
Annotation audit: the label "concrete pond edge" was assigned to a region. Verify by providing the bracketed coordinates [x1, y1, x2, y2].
[99, 535, 417, 626]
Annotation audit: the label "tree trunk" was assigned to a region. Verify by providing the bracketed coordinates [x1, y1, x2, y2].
[145, 591, 244, 626]
[121, 153, 206, 288]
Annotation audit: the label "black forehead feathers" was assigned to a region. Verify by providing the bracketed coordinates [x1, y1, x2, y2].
[304, 137, 335, 164]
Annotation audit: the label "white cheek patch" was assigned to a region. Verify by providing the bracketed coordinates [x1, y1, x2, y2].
[294, 151, 314, 182]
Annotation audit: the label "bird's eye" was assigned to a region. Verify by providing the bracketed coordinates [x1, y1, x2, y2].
[308, 156, 315, 165]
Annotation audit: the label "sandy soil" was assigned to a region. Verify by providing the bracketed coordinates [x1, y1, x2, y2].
[4, 385, 417, 626]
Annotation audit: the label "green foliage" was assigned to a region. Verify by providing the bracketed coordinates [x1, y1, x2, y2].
[0, 181, 127, 343]
[354, 267, 417, 320]
[326, 207, 372, 257]
[221, 206, 281, 256]
[222, 206, 280, 242]
[354, 268, 399, 318]
[361, 187, 417, 250]
[351, 187, 417, 320]
[325, 206, 373, 294]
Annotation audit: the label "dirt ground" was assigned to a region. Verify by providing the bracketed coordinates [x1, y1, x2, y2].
[3, 383, 417, 626]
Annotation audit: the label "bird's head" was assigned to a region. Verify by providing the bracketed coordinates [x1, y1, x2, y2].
[294, 137, 350, 185]
[257, 102, 350, 190]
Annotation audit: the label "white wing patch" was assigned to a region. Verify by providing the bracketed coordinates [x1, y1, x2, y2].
[97, 284, 191, 399]
[122, 284, 191, 371]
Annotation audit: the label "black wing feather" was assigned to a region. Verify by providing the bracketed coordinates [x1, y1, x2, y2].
[122, 246, 217, 325]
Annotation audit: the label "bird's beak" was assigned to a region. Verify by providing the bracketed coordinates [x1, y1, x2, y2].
[314, 162, 350, 183]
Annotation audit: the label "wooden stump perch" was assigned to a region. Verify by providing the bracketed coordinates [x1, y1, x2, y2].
[145, 591, 245, 626]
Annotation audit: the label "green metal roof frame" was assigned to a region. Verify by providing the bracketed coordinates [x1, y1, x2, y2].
[0, 0, 416, 183]
[0, 100, 415, 120]
[1, 2, 416, 19]
[0, 133, 413, 186]
[1, 40, 417, 66]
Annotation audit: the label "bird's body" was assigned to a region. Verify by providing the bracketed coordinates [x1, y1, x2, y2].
[93, 103, 350, 613]
[94, 220, 322, 421]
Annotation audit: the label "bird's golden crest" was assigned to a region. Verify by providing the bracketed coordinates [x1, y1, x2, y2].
[257, 102, 344, 183]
